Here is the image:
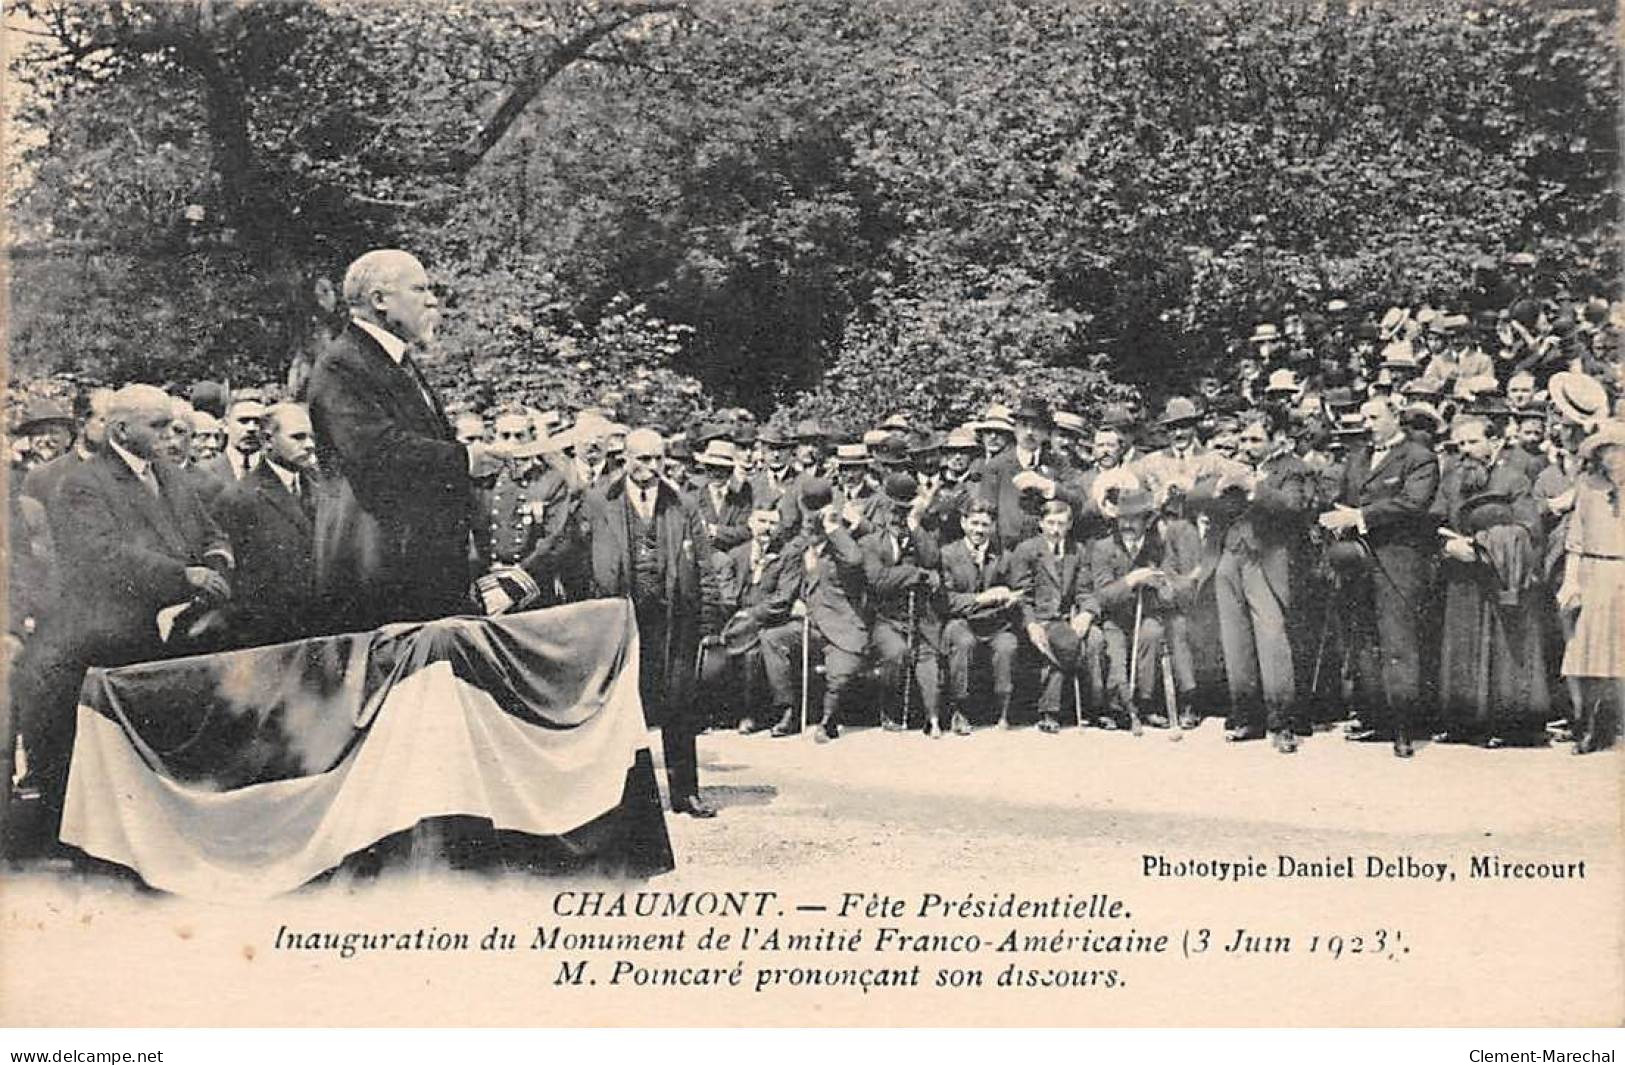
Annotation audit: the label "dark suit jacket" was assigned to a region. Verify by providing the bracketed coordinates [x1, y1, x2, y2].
[860, 526, 943, 651]
[580, 475, 708, 712]
[1338, 437, 1441, 550]
[48, 451, 232, 665]
[1009, 535, 1091, 629]
[1189, 450, 1314, 607]
[684, 479, 754, 552]
[212, 461, 319, 647]
[1086, 520, 1204, 629]
[776, 526, 869, 655]
[978, 447, 1079, 550]
[306, 321, 470, 629]
[939, 538, 1017, 636]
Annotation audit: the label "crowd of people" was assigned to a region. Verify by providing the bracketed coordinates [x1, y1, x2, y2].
[6, 249, 1625, 859]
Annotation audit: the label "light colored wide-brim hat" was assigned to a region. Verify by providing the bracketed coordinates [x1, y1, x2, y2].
[1052, 410, 1087, 435]
[834, 443, 870, 465]
[1577, 419, 1625, 462]
[1264, 369, 1302, 394]
[1549, 371, 1609, 427]
[1249, 323, 1281, 344]
[695, 439, 740, 467]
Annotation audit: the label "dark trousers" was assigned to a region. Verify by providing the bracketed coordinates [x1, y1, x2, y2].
[1100, 614, 1195, 707]
[1214, 551, 1297, 732]
[870, 619, 941, 722]
[634, 604, 699, 804]
[1034, 620, 1105, 719]
[1351, 544, 1427, 735]
[943, 620, 1017, 713]
[760, 619, 865, 726]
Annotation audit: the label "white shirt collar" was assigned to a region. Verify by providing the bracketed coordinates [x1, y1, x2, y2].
[265, 458, 301, 493]
[1018, 446, 1041, 469]
[1377, 431, 1407, 451]
[109, 438, 149, 479]
[353, 316, 409, 366]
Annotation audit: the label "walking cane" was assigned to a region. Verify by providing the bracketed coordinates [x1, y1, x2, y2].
[901, 587, 918, 731]
[1161, 645, 1182, 742]
[1308, 605, 1334, 699]
[799, 611, 811, 735]
[1127, 587, 1145, 737]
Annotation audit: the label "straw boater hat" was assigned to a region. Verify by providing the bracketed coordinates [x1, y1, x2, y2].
[834, 443, 869, 466]
[1379, 307, 1411, 341]
[970, 403, 1015, 434]
[1156, 396, 1201, 427]
[1549, 372, 1609, 427]
[860, 428, 889, 448]
[695, 439, 739, 467]
[944, 426, 980, 451]
[1052, 410, 1087, 436]
[1264, 369, 1302, 396]
[1249, 323, 1281, 344]
[1577, 420, 1625, 462]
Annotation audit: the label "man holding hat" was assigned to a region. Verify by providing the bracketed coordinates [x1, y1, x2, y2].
[708, 503, 793, 735]
[920, 426, 983, 545]
[759, 477, 870, 742]
[979, 396, 1078, 552]
[939, 495, 1023, 735]
[1009, 497, 1100, 732]
[861, 472, 946, 735]
[685, 437, 754, 552]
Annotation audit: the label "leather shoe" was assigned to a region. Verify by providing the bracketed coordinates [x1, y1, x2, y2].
[1179, 712, 1200, 730]
[1144, 713, 1169, 728]
[1095, 715, 1120, 731]
[1272, 729, 1299, 754]
[1393, 734, 1415, 759]
[769, 710, 800, 737]
[925, 718, 943, 739]
[737, 716, 758, 735]
[814, 717, 840, 744]
[1225, 725, 1263, 743]
[1038, 714, 1060, 734]
[1344, 727, 1380, 743]
[674, 795, 717, 818]
[951, 711, 972, 736]
[881, 718, 905, 732]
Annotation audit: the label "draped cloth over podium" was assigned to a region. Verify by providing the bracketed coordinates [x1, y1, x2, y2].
[60, 599, 674, 901]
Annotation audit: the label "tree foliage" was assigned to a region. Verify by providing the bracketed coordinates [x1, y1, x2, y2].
[7, 0, 1617, 426]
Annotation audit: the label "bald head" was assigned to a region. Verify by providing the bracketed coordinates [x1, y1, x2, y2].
[342, 249, 439, 343]
[624, 428, 665, 487]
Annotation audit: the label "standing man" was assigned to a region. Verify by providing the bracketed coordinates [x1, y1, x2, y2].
[17, 384, 234, 856]
[306, 249, 510, 631]
[213, 403, 323, 647]
[1319, 395, 1441, 757]
[20, 388, 112, 512]
[576, 429, 715, 818]
[1192, 408, 1314, 752]
[980, 397, 1078, 551]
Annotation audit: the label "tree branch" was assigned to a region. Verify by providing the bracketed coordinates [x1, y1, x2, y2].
[435, 1, 688, 176]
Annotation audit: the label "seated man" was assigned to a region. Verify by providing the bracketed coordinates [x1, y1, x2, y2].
[861, 473, 945, 736]
[709, 504, 794, 734]
[1085, 487, 1203, 729]
[758, 478, 869, 742]
[939, 497, 1023, 734]
[1009, 498, 1100, 733]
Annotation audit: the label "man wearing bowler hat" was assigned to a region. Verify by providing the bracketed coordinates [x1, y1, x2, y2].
[758, 477, 870, 742]
[979, 396, 1079, 551]
[861, 472, 946, 736]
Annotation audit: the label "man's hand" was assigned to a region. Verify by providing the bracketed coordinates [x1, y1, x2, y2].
[1441, 536, 1476, 563]
[1318, 504, 1363, 533]
[820, 505, 844, 536]
[841, 498, 864, 529]
[467, 441, 515, 479]
[791, 599, 808, 618]
[1545, 488, 1577, 515]
[1556, 581, 1582, 614]
[184, 566, 231, 601]
[1124, 566, 1161, 589]
[1025, 622, 1050, 656]
[1069, 611, 1094, 638]
[975, 585, 1016, 608]
[1013, 470, 1056, 498]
